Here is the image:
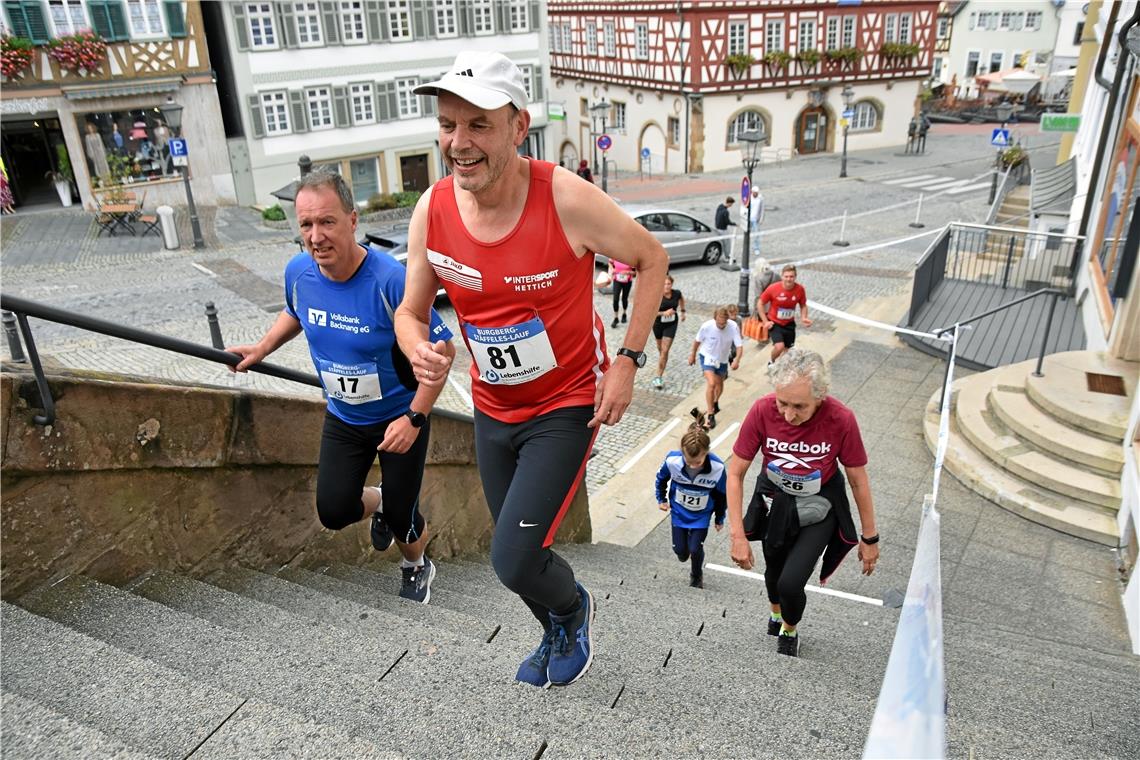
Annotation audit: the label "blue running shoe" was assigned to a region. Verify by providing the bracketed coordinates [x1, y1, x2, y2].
[515, 627, 556, 688]
[547, 583, 595, 686]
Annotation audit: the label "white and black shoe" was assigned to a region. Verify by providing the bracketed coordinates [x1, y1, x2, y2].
[399, 558, 435, 604]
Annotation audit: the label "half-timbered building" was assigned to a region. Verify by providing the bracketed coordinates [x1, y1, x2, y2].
[547, 0, 939, 174]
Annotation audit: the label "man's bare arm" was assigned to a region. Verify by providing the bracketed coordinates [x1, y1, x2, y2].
[394, 187, 451, 388]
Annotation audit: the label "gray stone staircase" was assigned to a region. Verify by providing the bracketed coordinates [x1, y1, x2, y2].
[4, 529, 1139, 759]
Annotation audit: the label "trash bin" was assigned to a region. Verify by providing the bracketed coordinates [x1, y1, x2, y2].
[157, 205, 179, 250]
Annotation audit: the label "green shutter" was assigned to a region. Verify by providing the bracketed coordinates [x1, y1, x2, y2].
[332, 85, 350, 127]
[163, 0, 186, 37]
[231, 2, 250, 50]
[5, 0, 49, 44]
[289, 90, 309, 133]
[247, 94, 265, 138]
[321, 1, 339, 44]
[87, 0, 129, 42]
[533, 65, 543, 101]
[494, 0, 508, 33]
[277, 1, 297, 47]
[457, 0, 471, 36]
[528, 0, 538, 31]
[365, 0, 386, 40]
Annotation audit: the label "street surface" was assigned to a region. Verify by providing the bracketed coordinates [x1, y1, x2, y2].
[1, 125, 1061, 494]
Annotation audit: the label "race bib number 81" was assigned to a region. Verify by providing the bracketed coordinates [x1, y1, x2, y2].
[466, 317, 557, 386]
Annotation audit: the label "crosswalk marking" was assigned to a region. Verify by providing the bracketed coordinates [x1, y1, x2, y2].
[882, 174, 937, 185]
[895, 175, 956, 188]
[922, 178, 973, 191]
[946, 181, 992, 195]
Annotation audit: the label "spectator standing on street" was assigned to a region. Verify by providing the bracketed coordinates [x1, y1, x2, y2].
[740, 187, 764, 259]
[759, 264, 812, 364]
[689, 306, 743, 430]
[651, 273, 686, 389]
[399, 51, 669, 688]
[577, 159, 594, 183]
[227, 170, 455, 605]
[725, 349, 880, 657]
[715, 197, 736, 232]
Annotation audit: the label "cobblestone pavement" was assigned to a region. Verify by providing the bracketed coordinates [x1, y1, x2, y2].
[0, 126, 1062, 498]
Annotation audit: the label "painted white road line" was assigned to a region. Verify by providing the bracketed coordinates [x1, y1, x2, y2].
[881, 174, 938, 185]
[895, 175, 955, 188]
[921, 178, 973, 191]
[946, 181, 993, 195]
[191, 262, 217, 277]
[706, 563, 885, 606]
[619, 417, 682, 474]
[709, 421, 740, 451]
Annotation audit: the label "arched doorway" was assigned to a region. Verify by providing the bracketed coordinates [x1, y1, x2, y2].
[638, 122, 668, 174]
[795, 107, 830, 154]
[559, 140, 579, 171]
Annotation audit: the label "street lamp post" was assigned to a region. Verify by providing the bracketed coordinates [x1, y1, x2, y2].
[988, 100, 1015, 205]
[158, 99, 205, 249]
[839, 83, 855, 179]
[737, 128, 765, 318]
[590, 100, 610, 193]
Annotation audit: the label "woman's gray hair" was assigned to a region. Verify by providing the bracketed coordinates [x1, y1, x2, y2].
[767, 348, 830, 399]
[295, 168, 355, 213]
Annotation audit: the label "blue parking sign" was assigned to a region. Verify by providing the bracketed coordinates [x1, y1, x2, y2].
[169, 137, 188, 156]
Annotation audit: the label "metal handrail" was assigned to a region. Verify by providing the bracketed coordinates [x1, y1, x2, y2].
[0, 292, 471, 426]
[951, 221, 1084, 241]
[934, 287, 1066, 377]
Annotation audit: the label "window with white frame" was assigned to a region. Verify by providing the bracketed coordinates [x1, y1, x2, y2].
[396, 77, 420, 118]
[48, 0, 87, 36]
[728, 110, 767, 144]
[999, 11, 1023, 31]
[668, 116, 680, 146]
[561, 21, 572, 53]
[261, 91, 290, 134]
[965, 50, 980, 77]
[549, 23, 559, 52]
[473, 0, 492, 33]
[1026, 11, 1042, 30]
[841, 16, 855, 47]
[728, 20, 747, 56]
[799, 19, 815, 50]
[989, 51, 1003, 73]
[977, 11, 998, 30]
[612, 101, 626, 132]
[127, 0, 165, 37]
[635, 22, 648, 59]
[294, 2, 322, 45]
[388, 0, 411, 39]
[933, 56, 943, 79]
[340, 1, 366, 42]
[509, 0, 527, 31]
[350, 82, 375, 124]
[765, 19, 784, 52]
[603, 20, 615, 56]
[247, 3, 277, 48]
[884, 14, 896, 43]
[435, 0, 457, 37]
[306, 86, 334, 129]
[899, 13, 911, 43]
[520, 65, 534, 100]
[826, 18, 839, 50]
[851, 101, 879, 131]
[937, 17, 949, 39]
[585, 18, 597, 54]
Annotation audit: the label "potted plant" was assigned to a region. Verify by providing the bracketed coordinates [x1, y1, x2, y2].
[796, 48, 821, 73]
[763, 50, 792, 73]
[879, 42, 920, 62]
[724, 53, 756, 78]
[45, 144, 74, 207]
[1, 35, 34, 79]
[825, 47, 863, 67]
[999, 145, 1027, 169]
[46, 30, 106, 75]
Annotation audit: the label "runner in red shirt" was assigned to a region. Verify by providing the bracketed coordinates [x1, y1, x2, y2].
[759, 264, 813, 364]
[725, 348, 880, 657]
[395, 51, 668, 688]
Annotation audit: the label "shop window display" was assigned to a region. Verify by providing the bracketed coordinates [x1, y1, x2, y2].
[77, 110, 179, 189]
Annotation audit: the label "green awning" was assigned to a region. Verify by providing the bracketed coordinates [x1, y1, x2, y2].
[62, 78, 182, 101]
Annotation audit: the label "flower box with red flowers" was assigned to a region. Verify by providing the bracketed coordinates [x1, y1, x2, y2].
[47, 30, 106, 74]
[1, 36, 35, 78]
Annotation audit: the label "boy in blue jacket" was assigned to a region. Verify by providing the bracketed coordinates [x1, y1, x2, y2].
[655, 410, 727, 588]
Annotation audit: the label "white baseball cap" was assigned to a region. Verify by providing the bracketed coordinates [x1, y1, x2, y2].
[414, 51, 528, 111]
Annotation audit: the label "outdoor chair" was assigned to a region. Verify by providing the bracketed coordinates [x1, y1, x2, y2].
[136, 209, 161, 237]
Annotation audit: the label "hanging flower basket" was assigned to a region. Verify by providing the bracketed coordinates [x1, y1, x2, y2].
[47, 30, 106, 74]
[1, 36, 35, 78]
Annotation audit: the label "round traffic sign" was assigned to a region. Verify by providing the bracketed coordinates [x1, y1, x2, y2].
[741, 176, 751, 206]
[640, 147, 651, 159]
[596, 134, 612, 152]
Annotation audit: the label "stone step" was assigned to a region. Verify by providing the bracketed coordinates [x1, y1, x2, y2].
[1025, 351, 1134, 440]
[924, 394, 1118, 545]
[954, 374, 1120, 510]
[990, 385, 1123, 476]
[18, 576, 545, 759]
[2, 691, 151, 760]
[1, 602, 241, 757]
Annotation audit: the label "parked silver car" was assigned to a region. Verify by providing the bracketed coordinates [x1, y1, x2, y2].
[594, 206, 731, 267]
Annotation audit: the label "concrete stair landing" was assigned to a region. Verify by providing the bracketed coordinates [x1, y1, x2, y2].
[925, 350, 1133, 545]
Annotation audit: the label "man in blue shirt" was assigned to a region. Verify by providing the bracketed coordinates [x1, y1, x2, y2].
[228, 170, 455, 603]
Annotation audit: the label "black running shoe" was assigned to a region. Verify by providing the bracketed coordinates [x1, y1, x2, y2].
[399, 558, 435, 604]
[706, 413, 717, 430]
[369, 487, 393, 552]
[776, 631, 799, 657]
[689, 573, 704, 589]
[714, 401, 720, 414]
[767, 617, 781, 636]
[611, 317, 619, 328]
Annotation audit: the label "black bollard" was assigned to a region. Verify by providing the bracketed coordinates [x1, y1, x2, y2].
[204, 302, 225, 350]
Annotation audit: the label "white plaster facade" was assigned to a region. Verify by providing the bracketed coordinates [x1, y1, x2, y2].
[940, 0, 1062, 94]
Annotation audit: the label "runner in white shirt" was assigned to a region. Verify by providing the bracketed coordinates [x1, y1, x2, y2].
[688, 306, 743, 430]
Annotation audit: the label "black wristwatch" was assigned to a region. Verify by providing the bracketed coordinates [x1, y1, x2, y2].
[616, 347, 647, 368]
[406, 410, 426, 428]
[861, 533, 880, 545]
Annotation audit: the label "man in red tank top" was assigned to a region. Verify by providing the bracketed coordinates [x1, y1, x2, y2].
[395, 51, 669, 688]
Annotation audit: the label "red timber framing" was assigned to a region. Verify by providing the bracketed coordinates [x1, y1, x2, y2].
[548, 1, 939, 94]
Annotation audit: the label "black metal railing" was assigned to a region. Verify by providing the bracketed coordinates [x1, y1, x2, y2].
[909, 225, 952, 324]
[945, 223, 1081, 293]
[0, 293, 470, 428]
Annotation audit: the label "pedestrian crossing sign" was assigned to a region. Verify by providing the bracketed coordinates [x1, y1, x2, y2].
[991, 128, 1010, 147]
